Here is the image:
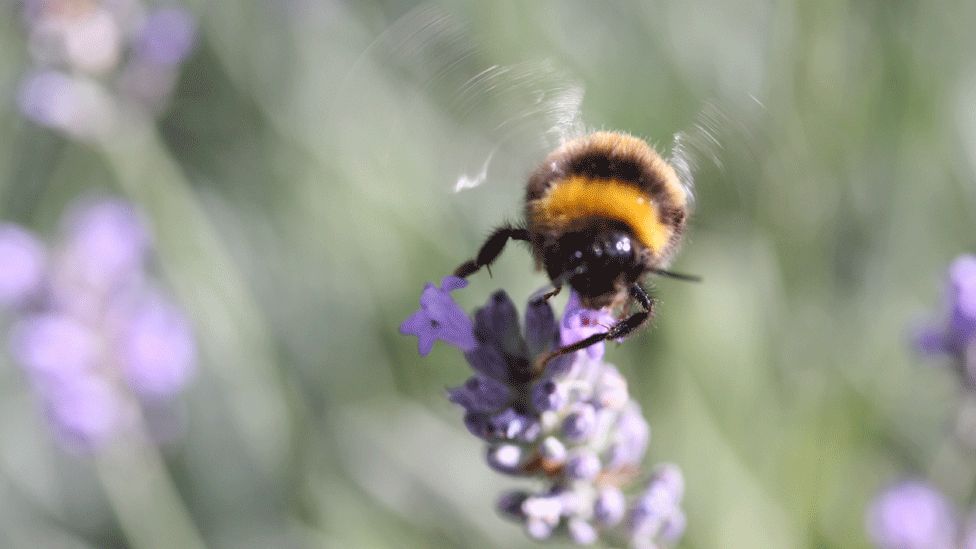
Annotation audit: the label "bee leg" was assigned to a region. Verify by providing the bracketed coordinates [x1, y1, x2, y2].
[454, 225, 531, 278]
[532, 284, 653, 375]
[529, 284, 562, 305]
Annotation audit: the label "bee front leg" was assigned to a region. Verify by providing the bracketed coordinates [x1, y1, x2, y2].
[454, 225, 530, 278]
[532, 284, 653, 375]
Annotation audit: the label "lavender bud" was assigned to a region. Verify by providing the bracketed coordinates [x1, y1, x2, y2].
[594, 365, 629, 410]
[531, 378, 566, 412]
[486, 443, 527, 474]
[524, 295, 559, 357]
[567, 518, 598, 545]
[474, 291, 526, 358]
[565, 449, 601, 481]
[497, 490, 529, 521]
[525, 518, 555, 540]
[594, 487, 626, 526]
[463, 412, 492, 439]
[522, 495, 563, 526]
[448, 374, 511, 413]
[562, 403, 597, 443]
[539, 436, 567, 462]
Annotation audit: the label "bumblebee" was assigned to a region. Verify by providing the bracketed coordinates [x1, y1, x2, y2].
[455, 131, 696, 363]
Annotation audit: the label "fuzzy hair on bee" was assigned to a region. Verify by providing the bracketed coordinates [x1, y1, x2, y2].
[454, 130, 696, 366]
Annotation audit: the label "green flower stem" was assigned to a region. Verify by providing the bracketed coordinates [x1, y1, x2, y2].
[96, 117, 291, 474]
[96, 430, 207, 549]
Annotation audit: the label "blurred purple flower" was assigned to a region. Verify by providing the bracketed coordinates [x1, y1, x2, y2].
[915, 255, 976, 387]
[17, 0, 198, 138]
[10, 313, 99, 382]
[117, 294, 196, 399]
[916, 256, 976, 355]
[45, 374, 128, 450]
[135, 7, 197, 66]
[867, 481, 957, 549]
[17, 69, 114, 139]
[400, 276, 476, 355]
[1, 197, 195, 451]
[0, 224, 46, 308]
[403, 284, 685, 547]
[629, 464, 686, 549]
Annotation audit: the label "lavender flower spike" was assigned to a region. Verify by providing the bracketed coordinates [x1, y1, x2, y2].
[402, 285, 686, 547]
[1, 197, 196, 451]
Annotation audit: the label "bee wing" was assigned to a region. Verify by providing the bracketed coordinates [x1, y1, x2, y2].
[447, 60, 585, 193]
[335, 4, 585, 194]
[667, 100, 761, 213]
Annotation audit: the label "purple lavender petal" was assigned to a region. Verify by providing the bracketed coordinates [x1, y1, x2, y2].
[561, 291, 615, 360]
[0, 224, 47, 308]
[866, 480, 957, 549]
[135, 7, 198, 66]
[116, 295, 196, 399]
[400, 277, 476, 355]
[10, 313, 99, 382]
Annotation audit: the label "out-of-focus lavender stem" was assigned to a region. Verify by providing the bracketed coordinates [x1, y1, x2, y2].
[96, 119, 291, 475]
[96, 416, 206, 549]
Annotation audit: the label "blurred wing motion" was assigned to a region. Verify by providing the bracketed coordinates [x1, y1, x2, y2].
[336, 3, 585, 193]
[667, 100, 760, 214]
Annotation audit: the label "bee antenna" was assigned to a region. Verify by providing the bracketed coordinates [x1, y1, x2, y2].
[652, 269, 702, 283]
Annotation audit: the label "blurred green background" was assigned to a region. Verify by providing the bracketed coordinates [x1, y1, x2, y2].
[2, 0, 976, 547]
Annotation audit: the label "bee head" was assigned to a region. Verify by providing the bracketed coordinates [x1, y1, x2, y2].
[545, 225, 642, 300]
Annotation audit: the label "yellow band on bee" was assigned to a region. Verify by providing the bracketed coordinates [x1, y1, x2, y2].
[531, 176, 671, 253]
